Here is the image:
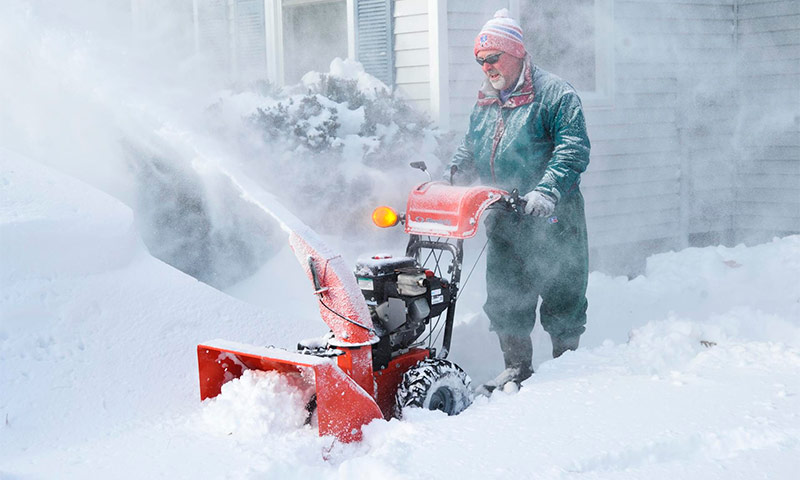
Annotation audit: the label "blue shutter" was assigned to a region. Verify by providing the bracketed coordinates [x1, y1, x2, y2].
[355, 0, 394, 86]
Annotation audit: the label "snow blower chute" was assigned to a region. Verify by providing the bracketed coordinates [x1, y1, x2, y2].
[197, 163, 525, 442]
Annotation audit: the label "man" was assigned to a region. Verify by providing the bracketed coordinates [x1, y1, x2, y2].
[447, 9, 590, 393]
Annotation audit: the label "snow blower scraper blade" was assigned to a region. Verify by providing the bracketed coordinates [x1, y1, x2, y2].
[197, 340, 383, 443]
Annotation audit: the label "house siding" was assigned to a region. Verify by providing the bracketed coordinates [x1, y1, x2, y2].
[567, 0, 796, 273]
[446, 2, 508, 133]
[734, 0, 800, 242]
[394, 0, 431, 111]
[580, 0, 729, 270]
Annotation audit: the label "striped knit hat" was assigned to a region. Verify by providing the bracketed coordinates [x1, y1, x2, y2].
[474, 9, 526, 59]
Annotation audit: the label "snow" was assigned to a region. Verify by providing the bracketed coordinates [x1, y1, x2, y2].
[303, 57, 391, 99]
[2, 140, 800, 479]
[1, 3, 799, 477]
[201, 370, 316, 439]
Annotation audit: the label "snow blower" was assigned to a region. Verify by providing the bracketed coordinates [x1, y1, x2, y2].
[197, 162, 526, 442]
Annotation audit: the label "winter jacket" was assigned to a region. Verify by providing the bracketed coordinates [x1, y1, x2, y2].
[448, 58, 590, 203]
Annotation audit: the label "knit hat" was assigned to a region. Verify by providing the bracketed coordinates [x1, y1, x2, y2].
[474, 9, 526, 59]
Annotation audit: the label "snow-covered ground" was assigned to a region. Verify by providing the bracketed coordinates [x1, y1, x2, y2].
[2, 2, 799, 477]
[2, 145, 799, 479]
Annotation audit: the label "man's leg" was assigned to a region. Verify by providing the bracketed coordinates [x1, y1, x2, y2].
[540, 285, 587, 358]
[538, 193, 589, 358]
[480, 213, 538, 391]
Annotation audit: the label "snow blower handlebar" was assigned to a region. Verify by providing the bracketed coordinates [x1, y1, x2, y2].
[494, 189, 527, 214]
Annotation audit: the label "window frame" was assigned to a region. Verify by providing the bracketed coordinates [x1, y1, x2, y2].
[511, 0, 615, 109]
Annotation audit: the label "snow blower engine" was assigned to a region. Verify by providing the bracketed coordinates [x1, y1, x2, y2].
[196, 162, 525, 443]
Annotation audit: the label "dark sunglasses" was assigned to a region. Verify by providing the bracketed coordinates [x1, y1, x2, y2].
[475, 52, 503, 66]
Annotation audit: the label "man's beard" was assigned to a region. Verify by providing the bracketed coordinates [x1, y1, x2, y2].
[488, 73, 507, 90]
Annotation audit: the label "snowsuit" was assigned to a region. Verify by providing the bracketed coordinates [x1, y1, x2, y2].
[448, 58, 590, 342]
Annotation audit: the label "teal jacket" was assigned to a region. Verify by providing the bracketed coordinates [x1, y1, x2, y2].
[448, 58, 590, 203]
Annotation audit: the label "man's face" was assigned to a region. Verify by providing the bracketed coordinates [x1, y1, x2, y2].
[477, 49, 523, 90]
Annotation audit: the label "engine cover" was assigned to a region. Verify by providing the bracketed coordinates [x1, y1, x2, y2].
[354, 255, 450, 369]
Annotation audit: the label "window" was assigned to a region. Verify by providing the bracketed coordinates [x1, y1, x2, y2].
[282, 0, 348, 84]
[519, 0, 613, 107]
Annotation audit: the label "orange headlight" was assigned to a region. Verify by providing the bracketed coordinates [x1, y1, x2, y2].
[372, 206, 399, 228]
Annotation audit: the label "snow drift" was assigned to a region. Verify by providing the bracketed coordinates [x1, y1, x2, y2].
[2, 143, 799, 479]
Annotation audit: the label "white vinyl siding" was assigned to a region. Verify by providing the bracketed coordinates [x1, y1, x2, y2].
[446, 1, 511, 132]
[394, 0, 431, 112]
[579, 0, 743, 272]
[734, 0, 800, 241]
[187, 0, 797, 274]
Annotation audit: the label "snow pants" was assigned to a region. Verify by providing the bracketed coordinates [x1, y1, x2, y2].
[483, 190, 589, 341]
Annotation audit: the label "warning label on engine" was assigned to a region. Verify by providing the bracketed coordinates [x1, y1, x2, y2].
[357, 278, 374, 290]
[431, 288, 444, 305]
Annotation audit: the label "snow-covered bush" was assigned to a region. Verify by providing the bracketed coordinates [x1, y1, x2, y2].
[235, 58, 457, 235]
[252, 94, 341, 152]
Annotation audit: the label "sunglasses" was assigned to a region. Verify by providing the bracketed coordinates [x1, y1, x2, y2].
[475, 52, 503, 66]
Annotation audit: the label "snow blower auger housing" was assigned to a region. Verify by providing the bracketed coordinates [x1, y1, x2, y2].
[198, 171, 521, 443]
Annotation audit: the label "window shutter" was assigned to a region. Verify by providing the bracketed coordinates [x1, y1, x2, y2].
[234, 0, 266, 80]
[355, 0, 394, 86]
[196, 0, 230, 71]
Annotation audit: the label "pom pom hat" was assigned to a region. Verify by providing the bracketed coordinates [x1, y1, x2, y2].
[474, 9, 526, 59]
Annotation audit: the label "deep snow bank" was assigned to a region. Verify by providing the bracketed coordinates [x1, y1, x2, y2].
[0, 152, 324, 460]
[1, 152, 799, 479]
[0, 148, 138, 283]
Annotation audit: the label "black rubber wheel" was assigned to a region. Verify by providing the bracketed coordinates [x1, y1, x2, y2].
[394, 358, 473, 418]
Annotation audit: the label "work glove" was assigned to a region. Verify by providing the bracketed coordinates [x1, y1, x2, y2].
[522, 190, 556, 217]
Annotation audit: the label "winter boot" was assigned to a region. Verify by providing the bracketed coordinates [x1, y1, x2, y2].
[476, 333, 533, 396]
[551, 335, 580, 358]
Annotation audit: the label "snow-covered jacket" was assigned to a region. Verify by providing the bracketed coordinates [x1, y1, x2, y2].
[448, 57, 590, 203]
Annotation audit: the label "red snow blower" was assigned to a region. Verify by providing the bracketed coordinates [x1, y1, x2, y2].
[197, 162, 525, 442]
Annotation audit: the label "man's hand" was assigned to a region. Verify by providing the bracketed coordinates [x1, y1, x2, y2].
[522, 190, 556, 217]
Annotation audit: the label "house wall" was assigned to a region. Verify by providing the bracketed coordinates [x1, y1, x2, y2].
[583, 0, 744, 274]
[394, 0, 432, 113]
[393, 0, 507, 127]
[516, 0, 798, 274]
[446, 1, 509, 133]
[734, 0, 800, 243]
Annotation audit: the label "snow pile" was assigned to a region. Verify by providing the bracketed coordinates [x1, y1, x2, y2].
[303, 57, 391, 99]
[2, 147, 799, 479]
[201, 370, 316, 438]
[0, 151, 322, 465]
[0, 149, 138, 283]
[584, 238, 800, 353]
